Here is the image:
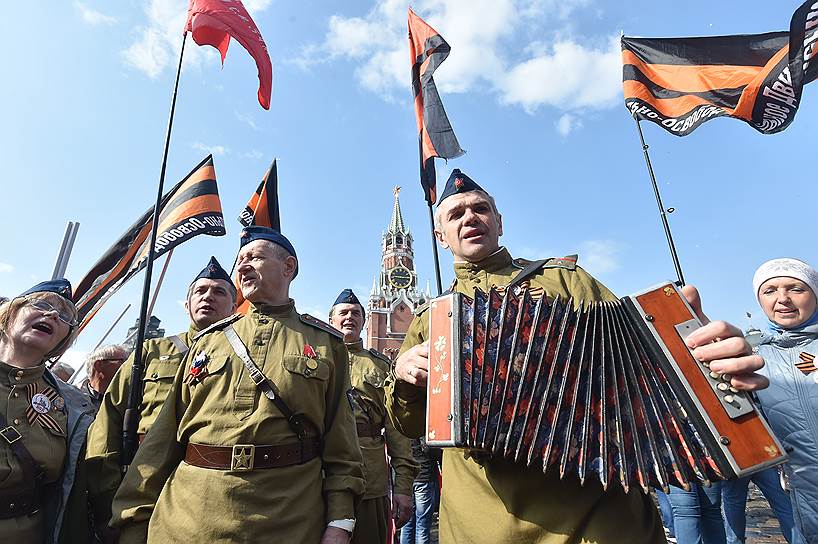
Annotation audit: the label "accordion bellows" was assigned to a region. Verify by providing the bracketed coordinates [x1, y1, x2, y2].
[425, 282, 786, 493]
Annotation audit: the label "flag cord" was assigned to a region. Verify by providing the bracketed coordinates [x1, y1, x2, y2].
[122, 32, 188, 470]
[427, 203, 443, 295]
[634, 116, 686, 286]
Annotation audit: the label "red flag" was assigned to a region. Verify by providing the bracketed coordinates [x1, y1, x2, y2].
[408, 8, 464, 204]
[185, 0, 273, 109]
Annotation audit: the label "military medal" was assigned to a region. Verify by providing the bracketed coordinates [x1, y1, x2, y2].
[185, 351, 210, 385]
[24, 383, 63, 434]
[303, 344, 317, 358]
[52, 396, 65, 410]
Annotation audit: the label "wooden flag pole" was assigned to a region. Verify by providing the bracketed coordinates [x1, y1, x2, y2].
[634, 115, 686, 286]
[146, 249, 174, 321]
[122, 32, 188, 470]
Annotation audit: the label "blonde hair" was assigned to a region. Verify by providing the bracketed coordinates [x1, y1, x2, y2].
[0, 293, 79, 362]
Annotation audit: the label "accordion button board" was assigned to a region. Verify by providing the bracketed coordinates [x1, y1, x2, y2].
[425, 282, 787, 493]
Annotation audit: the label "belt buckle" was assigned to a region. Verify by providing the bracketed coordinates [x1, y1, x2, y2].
[0, 426, 22, 445]
[230, 444, 255, 471]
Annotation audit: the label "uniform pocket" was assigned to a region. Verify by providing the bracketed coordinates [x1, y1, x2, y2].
[362, 368, 387, 389]
[282, 355, 330, 381]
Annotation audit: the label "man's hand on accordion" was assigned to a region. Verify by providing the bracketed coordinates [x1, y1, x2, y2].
[394, 340, 430, 387]
[682, 285, 769, 392]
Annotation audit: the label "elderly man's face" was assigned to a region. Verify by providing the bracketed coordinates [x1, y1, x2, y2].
[90, 352, 127, 394]
[185, 278, 236, 329]
[329, 303, 364, 343]
[434, 191, 503, 262]
[236, 240, 297, 305]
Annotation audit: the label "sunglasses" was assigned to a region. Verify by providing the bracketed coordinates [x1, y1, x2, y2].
[29, 300, 78, 328]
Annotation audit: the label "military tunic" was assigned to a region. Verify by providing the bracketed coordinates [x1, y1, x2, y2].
[346, 341, 417, 544]
[386, 248, 665, 544]
[85, 327, 195, 528]
[0, 361, 68, 542]
[111, 301, 365, 543]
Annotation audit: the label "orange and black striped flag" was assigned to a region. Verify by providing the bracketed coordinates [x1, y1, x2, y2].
[234, 159, 281, 314]
[73, 155, 225, 328]
[409, 8, 464, 204]
[622, 1, 818, 136]
[238, 159, 280, 230]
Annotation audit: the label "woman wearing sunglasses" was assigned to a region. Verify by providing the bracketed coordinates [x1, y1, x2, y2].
[0, 279, 95, 543]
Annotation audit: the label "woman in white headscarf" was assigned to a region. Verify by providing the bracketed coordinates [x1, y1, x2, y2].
[751, 257, 818, 543]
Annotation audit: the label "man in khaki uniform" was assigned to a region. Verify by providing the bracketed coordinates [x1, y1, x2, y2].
[387, 169, 771, 544]
[111, 226, 364, 544]
[85, 256, 237, 534]
[329, 288, 417, 543]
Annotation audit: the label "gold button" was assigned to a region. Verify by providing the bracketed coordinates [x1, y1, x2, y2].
[254, 339, 265, 346]
[151, 372, 159, 379]
[13, 393, 18, 398]
[14, 376, 20, 381]
[16, 370, 23, 377]
[306, 360, 318, 370]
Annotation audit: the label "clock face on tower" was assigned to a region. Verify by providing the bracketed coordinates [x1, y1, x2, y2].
[388, 266, 412, 289]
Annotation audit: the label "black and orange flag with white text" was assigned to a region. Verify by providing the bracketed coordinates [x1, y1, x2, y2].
[73, 156, 226, 328]
[409, 8, 464, 204]
[238, 159, 280, 230]
[234, 159, 281, 314]
[623, 0, 818, 136]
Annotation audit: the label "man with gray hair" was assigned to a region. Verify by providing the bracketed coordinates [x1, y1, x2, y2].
[81, 344, 129, 410]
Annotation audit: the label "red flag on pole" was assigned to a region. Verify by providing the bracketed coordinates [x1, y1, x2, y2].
[408, 8, 464, 204]
[185, 0, 273, 109]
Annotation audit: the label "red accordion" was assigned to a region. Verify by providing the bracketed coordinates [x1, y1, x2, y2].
[425, 282, 786, 492]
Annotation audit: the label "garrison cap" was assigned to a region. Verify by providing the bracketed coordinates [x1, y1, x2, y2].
[332, 288, 364, 312]
[20, 279, 73, 301]
[437, 169, 487, 205]
[192, 256, 233, 286]
[240, 225, 298, 278]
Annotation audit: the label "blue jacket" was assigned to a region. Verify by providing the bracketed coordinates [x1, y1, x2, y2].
[757, 324, 818, 543]
[43, 370, 96, 543]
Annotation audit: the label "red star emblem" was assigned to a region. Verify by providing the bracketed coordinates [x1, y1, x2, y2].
[455, 178, 464, 189]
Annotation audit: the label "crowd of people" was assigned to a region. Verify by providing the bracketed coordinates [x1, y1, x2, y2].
[0, 170, 814, 543]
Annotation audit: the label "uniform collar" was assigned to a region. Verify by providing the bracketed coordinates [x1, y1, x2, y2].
[345, 340, 364, 353]
[453, 246, 512, 278]
[250, 299, 296, 317]
[186, 323, 200, 340]
[0, 360, 46, 386]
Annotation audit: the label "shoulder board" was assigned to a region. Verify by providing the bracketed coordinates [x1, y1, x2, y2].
[512, 257, 532, 269]
[367, 348, 392, 367]
[413, 301, 430, 316]
[542, 254, 578, 271]
[194, 313, 243, 340]
[300, 313, 344, 340]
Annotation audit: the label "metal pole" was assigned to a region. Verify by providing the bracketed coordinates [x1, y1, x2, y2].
[146, 249, 174, 321]
[122, 32, 187, 469]
[634, 116, 686, 286]
[427, 203, 443, 295]
[51, 221, 80, 279]
[93, 304, 132, 351]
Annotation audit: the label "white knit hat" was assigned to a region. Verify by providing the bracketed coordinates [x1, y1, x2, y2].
[752, 258, 818, 298]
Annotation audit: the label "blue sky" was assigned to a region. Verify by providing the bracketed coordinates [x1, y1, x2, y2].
[2, 1, 817, 368]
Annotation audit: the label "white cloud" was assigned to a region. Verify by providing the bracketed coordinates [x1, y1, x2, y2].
[192, 142, 229, 156]
[235, 110, 259, 130]
[0, 262, 13, 273]
[302, 0, 620, 115]
[579, 240, 623, 276]
[75, 2, 117, 26]
[123, 0, 273, 79]
[555, 113, 583, 136]
[242, 149, 264, 160]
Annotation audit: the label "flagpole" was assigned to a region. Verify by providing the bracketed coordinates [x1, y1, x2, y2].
[633, 116, 686, 286]
[146, 249, 174, 320]
[122, 32, 188, 469]
[426, 203, 443, 295]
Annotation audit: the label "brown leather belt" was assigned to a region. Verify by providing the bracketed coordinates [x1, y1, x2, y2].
[0, 489, 40, 520]
[356, 421, 384, 438]
[184, 439, 321, 471]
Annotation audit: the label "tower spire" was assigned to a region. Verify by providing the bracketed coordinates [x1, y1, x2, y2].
[388, 186, 407, 234]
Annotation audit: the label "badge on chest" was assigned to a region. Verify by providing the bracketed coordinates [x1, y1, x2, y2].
[185, 351, 210, 385]
[25, 383, 64, 433]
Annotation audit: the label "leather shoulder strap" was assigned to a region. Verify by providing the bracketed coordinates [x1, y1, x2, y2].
[167, 335, 188, 355]
[194, 313, 242, 341]
[0, 412, 43, 487]
[222, 325, 312, 440]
